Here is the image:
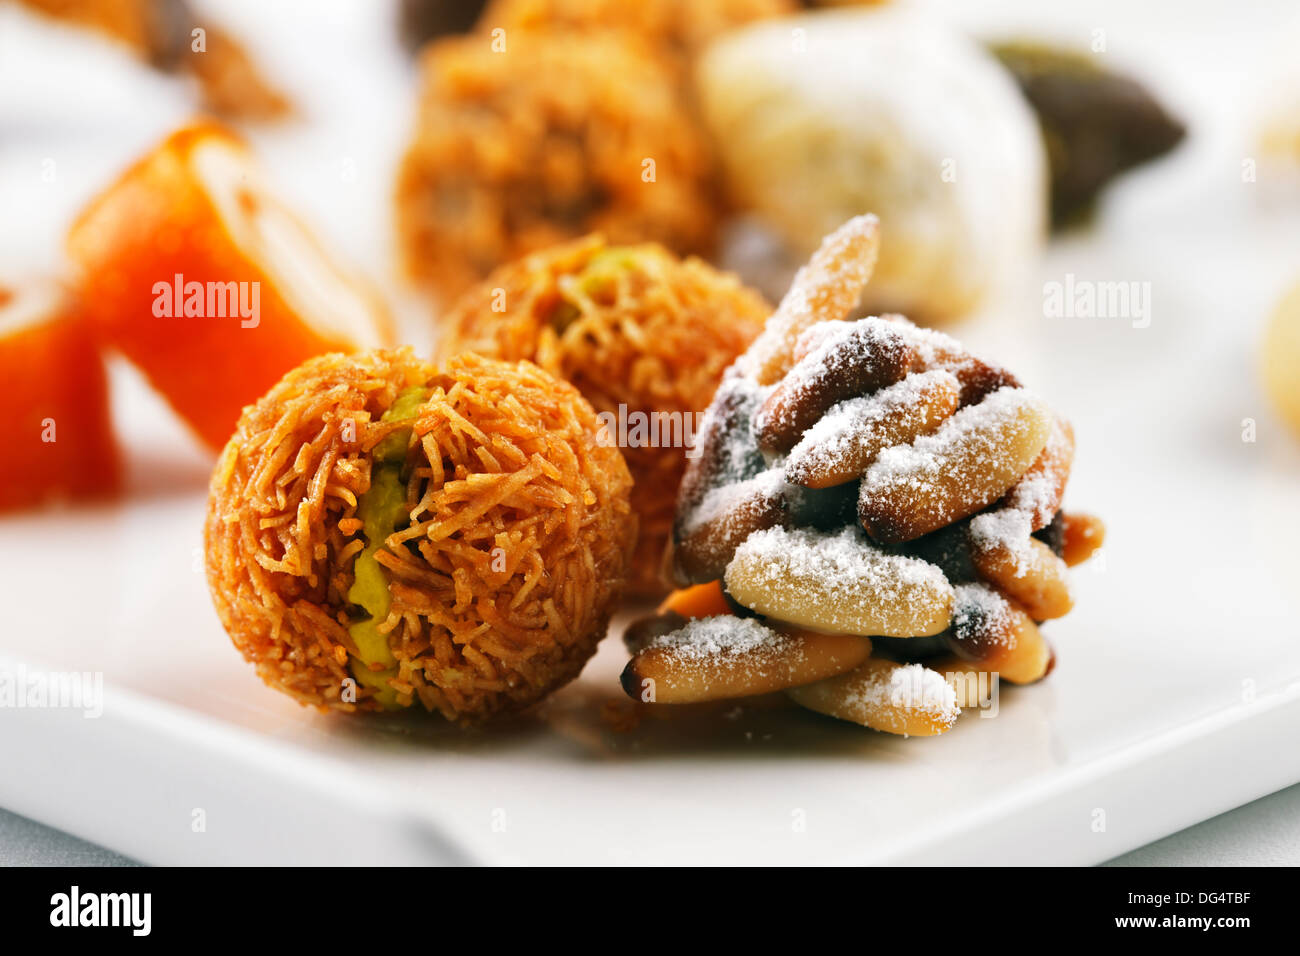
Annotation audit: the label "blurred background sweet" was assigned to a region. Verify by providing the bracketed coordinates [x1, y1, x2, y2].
[697, 8, 1048, 323]
[395, 27, 719, 302]
[1261, 281, 1300, 438]
[11, 0, 291, 119]
[989, 42, 1185, 229]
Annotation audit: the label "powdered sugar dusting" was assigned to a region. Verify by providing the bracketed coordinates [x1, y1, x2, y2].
[969, 506, 1034, 576]
[786, 369, 959, 482]
[699, 372, 770, 487]
[733, 524, 949, 602]
[1001, 469, 1057, 523]
[999, 415, 1071, 527]
[684, 465, 786, 535]
[860, 386, 1040, 533]
[649, 615, 791, 659]
[647, 615, 804, 685]
[845, 663, 958, 720]
[949, 582, 1014, 647]
[741, 215, 879, 379]
[678, 369, 773, 530]
[888, 320, 967, 369]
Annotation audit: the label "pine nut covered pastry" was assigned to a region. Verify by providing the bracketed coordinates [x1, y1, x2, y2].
[621, 216, 1105, 736]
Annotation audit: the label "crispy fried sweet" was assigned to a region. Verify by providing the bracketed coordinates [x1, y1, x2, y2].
[68, 122, 391, 451]
[437, 237, 766, 596]
[480, 0, 794, 74]
[396, 30, 719, 301]
[0, 279, 120, 512]
[622, 216, 1104, 736]
[205, 349, 635, 721]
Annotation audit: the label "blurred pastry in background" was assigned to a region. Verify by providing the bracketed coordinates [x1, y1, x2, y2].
[1258, 110, 1300, 169]
[478, 0, 794, 75]
[1256, 93, 1300, 200]
[437, 236, 768, 598]
[0, 278, 120, 512]
[67, 122, 392, 451]
[13, 0, 291, 120]
[1261, 280, 1300, 438]
[396, 30, 718, 302]
[991, 42, 1185, 229]
[205, 349, 635, 719]
[398, 0, 488, 51]
[697, 9, 1047, 324]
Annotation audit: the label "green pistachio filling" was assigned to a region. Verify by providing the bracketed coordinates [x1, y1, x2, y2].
[550, 247, 646, 331]
[346, 386, 430, 708]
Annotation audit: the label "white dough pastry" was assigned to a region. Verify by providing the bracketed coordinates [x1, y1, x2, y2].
[698, 8, 1048, 323]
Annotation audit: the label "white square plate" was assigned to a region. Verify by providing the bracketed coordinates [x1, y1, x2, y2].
[1, 0, 1298, 865]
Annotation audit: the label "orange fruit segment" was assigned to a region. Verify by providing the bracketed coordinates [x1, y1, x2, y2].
[67, 121, 391, 450]
[0, 279, 120, 512]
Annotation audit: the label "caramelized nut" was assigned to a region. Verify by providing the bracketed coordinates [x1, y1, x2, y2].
[785, 369, 960, 488]
[886, 315, 1021, 407]
[932, 585, 1053, 685]
[968, 518, 1074, 621]
[673, 471, 787, 584]
[675, 372, 768, 514]
[858, 387, 1051, 543]
[745, 215, 881, 385]
[723, 525, 954, 637]
[623, 611, 687, 654]
[1060, 511, 1106, 567]
[787, 657, 959, 736]
[753, 318, 914, 454]
[997, 415, 1075, 531]
[620, 616, 871, 704]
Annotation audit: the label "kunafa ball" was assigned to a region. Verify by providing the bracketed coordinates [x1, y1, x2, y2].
[436, 236, 768, 596]
[205, 348, 635, 721]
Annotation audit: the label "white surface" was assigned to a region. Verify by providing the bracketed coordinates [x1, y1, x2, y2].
[8, 780, 1300, 867]
[1, 0, 1299, 865]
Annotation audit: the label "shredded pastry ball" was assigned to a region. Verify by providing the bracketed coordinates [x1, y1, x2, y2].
[205, 349, 635, 721]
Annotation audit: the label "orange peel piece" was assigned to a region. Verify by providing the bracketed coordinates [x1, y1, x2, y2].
[67, 122, 390, 450]
[0, 279, 120, 512]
